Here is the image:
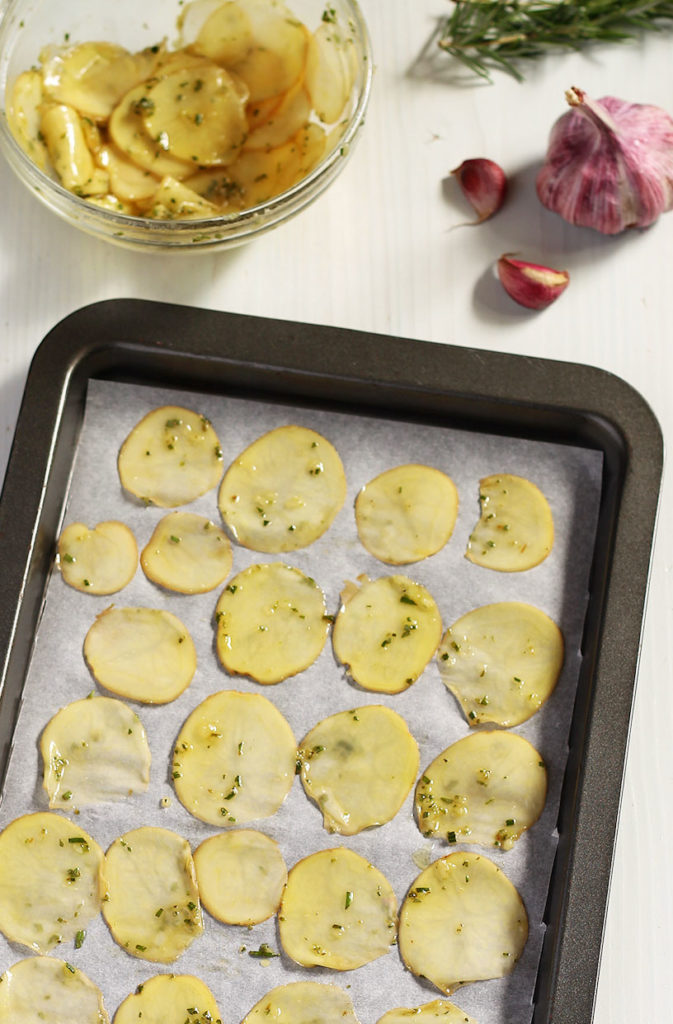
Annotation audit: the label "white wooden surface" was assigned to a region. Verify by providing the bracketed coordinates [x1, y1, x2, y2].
[1, 3, 672, 1021]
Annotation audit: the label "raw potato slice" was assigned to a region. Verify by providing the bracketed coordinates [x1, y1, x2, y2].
[415, 731, 547, 850]
[144, 176, 220, 219]
[465, 474, 553, 571]
[0, 957, 110, 1024]
[219, 424, 345, 552]
[225, 121, 326, 206]
[173, 690, 296, 826]
[332, 575, 442, 693]
[194, 829, 287, 924]
[40, 103, 109, 195]
[102, 826, 203, 962]
[0, 812, 104, 954]
[41, 696, 151, 807]
[142, 511, 232, 593]
[143, 65, 247, 166]
[96, 144, 161, 202]
[298, 705, 419, 834]
[244, 80, 312, 151]
[215, 562, 328, 683]
[84, 606, 196, 704]
[243, 982, 361, 1023]
[399, 853, 528, 994]
[109, 86, 196, 180]
[186, 0, 254, 66]
[377, 1000, 478, 1023]
[7, 70, 49, 169]
[114, 973, 222, 1024]
[438, 602, 564, 727]
[118, 406, 224, 507]
[305, 19, 358, 124]
[279, 848, 397, 969]
[58, 520, 138, 594]
[355, 464, 459, 564]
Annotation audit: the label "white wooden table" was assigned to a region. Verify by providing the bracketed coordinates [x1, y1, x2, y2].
[1, 4, 671, 1020]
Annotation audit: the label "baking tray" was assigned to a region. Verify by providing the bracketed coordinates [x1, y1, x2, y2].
[0, 298, 662, 1024]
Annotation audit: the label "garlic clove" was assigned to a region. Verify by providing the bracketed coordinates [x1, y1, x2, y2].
[451, 158, 507, 222]
[537, 86, 673, 234]
[497, 254, 569, 310]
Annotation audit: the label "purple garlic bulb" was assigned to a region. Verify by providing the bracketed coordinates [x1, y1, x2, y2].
[536, 86, 673, 234]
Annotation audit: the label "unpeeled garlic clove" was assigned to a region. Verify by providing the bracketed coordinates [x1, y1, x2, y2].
[497, 254, 569, 310]
[451, 158, 507, 222]
[537, 86, 673, 234]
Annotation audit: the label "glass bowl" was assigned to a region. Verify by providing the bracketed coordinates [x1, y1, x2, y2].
[0, 0, 372, 251]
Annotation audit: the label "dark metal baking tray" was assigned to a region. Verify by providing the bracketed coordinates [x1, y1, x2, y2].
[0, 298, 662, 1024]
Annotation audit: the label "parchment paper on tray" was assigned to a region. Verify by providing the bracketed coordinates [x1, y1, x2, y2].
[0, 378, 603, 1024]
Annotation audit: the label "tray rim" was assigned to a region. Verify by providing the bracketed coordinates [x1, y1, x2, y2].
[0, 298, 664, 1024]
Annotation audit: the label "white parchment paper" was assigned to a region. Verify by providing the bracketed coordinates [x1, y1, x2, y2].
[0, 378, 603, 1024]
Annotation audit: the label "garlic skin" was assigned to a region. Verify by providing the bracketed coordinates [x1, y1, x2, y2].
[537, 87, 673, 234]
[497, 254, 569, 310]
[452, 158, 507, 222]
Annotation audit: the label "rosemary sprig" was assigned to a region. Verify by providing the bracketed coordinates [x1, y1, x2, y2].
[438, 0, 673, 80]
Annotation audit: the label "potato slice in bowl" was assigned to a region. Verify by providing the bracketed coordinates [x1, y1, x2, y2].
[437, 601, 564, 727]
[141, 511, 232, 593]
[58, 520, 137, 594]
[466, 473, 553, 571]
[243, 982, 361, 1023]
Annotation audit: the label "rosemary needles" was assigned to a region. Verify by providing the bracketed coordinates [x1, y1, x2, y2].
[438, 0, 673, 80]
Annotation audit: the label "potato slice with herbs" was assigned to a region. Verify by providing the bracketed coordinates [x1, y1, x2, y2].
[173, 690, 296, 826]
[218, 424, 345, 552]
[465, 473, 553, 571]
[7, 70, 49, 170]
[298, 705, 419, 835]
[114, 974, 222, 1024]
[194, 829, 287, 924]
[333, 575, 442, 693]
[243, 982, 361, 1023]
[438, 602, 564, 727]
[415, 731, 547, 850]
[142, 511, 232, 593]
[118, 406, 224, 507]
[0, 813, 104, 954]
[40, 103, 109, 195]
[305, 18, 358, 124]
[399, 853, 528, 994]
[244, 79, 312, 151]
[109, 85, 196, 180]
[143, 176, 220, 220]
[377, 1000, 478, 1023]
[355, 464, 459, 565]
[0, 957, 110, 1024]
[102, 826, 203, 962]
[84, 606, 197, 704]
[215, 562, 328, 683]
[224, 121, 326, 206]
[143, 65, 247, 166]
[185, 0, 254, 66]
[279, 847, 397, 970]
[58, 520, 137, 594]
[41, 696, 150, 808]
[95, 144, 161, 202]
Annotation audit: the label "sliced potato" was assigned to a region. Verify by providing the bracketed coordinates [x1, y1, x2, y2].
[193, 829, 287, 924]
[40, 103, 109, 195]
[84, 606, 197, 704]
[141, 511, 232, 593]
[465, 474, 554, 571]
[224, 121, 326, 206]
[118, 406, 224, 507]
[305, 19, 358, 124]
[279, 847, 397, 970]
[102, 826, 203, 962]
[173, 690, 296, 826]
[0, 813, 104, 954]
[6, 70, 49, 170]
[41, 696, 151, 807]
[41, 40, 164, 122]
[243, 982, 361, 1023]
[399, 853, 528, 994]
[332, 575, 442, 693]
[58, 520, 137, 594]
[143, 175, 220, 219]
[0, 957, 110, 1024]
[438, 602, 564, 727]
[215, 562, 328, 683]
[218, 424, 345, 551]
[377, 1000, 478, 1023]
[181, 166, 245, 210]
[114, 974, 222, 1024]
[88, 193, 137, 215]
[95, 143, 161, 202]
[143, 65, 247, 166]
[109, 85, 196, 180]
[186, 0, 254, 66]
[298, 705, 419, 835]
[244, 79, 311, 151]
[415, 731, 547, 850]
[355, 464, 459, 564]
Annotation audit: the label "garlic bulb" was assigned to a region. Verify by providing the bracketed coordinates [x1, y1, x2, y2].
[537, 87, 673, 234]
